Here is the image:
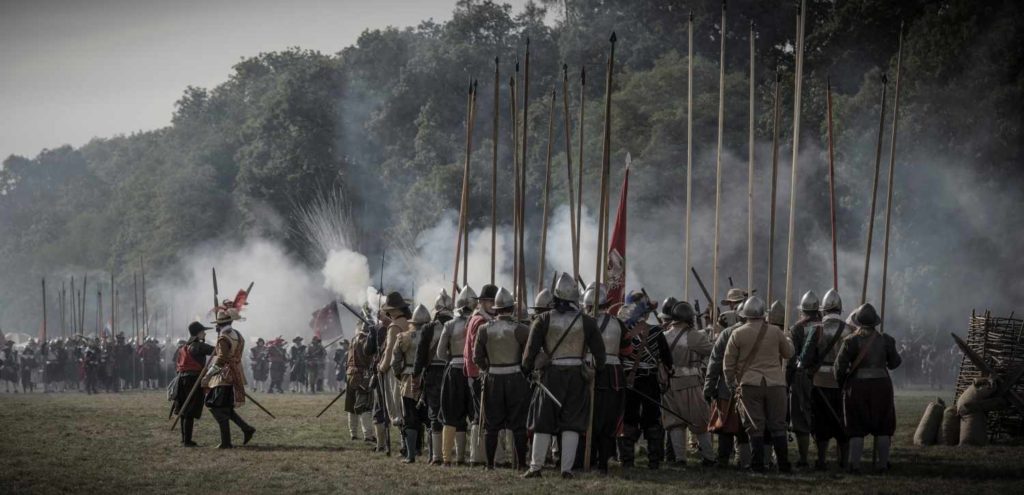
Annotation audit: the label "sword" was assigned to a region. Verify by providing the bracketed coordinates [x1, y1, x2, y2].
[532, 378, 563, 408]
[626, 385, 695, 428]
[245, 391, 276, 419]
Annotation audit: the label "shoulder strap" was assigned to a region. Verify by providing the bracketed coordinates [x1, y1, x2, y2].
[818, 320, 847, 364]
[848, 331, 879, 376]
[548, 311, 583, 357]
[735, 322, 768, 385]
[668, 325, 689, 354]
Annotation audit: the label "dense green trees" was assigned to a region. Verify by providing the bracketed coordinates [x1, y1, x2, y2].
[1, 0, 1021, 332]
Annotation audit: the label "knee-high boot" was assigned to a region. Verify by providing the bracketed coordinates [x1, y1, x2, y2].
[645, 426, 665, 469]
[229, 410, 255, 445]
[484, 430, 499, 469]
[875, 436, 892, 471]
[795, 432, 810, 467]
[749, 435, 765, 472]
[212, 408, 232, 449]
[403, 428, 419, 463]
[773, 433, 791, 473]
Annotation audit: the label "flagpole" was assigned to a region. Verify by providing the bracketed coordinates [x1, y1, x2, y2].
[711, 1, 727, 327]
[684, 11, 694, 302]
[783, 0, 808, 333]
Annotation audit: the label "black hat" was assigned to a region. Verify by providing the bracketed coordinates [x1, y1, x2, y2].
[476, 284, 498, 300]
[852, 303, 881, 328]
[380, 291, 409, 311]
[188, 321, 212, 337]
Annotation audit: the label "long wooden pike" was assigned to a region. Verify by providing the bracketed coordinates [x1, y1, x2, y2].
[81, 274, 87, 335]
[537, 89, 556, 290]
[519, 38, 531, 314]
[766, 70, 782, 304]
[510, 67, 520, 308]
[452, 80, 474, 294]
[783, 0, 808, 333]
[491, 57, 500, 285]
[575, 67, 586, 282]
[684, 11, 694, 302]
[879, 23, 904, 333]
[110, 271, 116, 338]
[561, 64, 579, 280]
[585, 32, 616, 473]
[711, 1, 727, 326]
[860, 75, 884, 303]
[41, 278, 47, 343]
[747, 21, 756, 294]
[141, 258, 148, 339]
[465, 81, 477, 286]
[826, 77, 839, 290]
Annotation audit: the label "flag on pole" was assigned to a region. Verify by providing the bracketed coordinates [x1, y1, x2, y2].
[605, 156, 631, 308]
[309, 301, 342, 340]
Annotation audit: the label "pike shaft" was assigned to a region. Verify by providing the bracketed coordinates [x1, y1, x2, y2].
[575, 67, 585, 282]
[491, 59, 499, 285]
[747, 21, 756, 294]
[766, 71, 782, 304]
[783, 0, 808, 333]
[861, 76, 889, 304]
[880, 24, 904, 333]
[561, 67, 579, 280]
[711, 2, 727, 325]
[826, 78, 838, 290]
[594, 34, 616, 316]
[537, 89, 555, 290]
[684, 13, 694, 302]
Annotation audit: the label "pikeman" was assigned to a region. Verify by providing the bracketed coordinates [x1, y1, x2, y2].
[203, 309, 256, 449]
[834, 303, 901, 474]
[344, 313, 376, 444]
[718, 288, 748, 332]
[531, 289, 553, 318]
[172, 321, 215, 447]
[378, 292, 411, 433]
[266, 337, 286, 393]
[787, 290, 822, 467]
[582, 282, 629, 474]
[798, 289, 852, 470]
[661, 300, 716, 468]
[723, 297, 795, 473]
[414, 289, 455, 465]
[391, 303, 432, 463]
[522, 272, 604, 479]
[473, 287, 530, 470]
[463, 283, 498, 466]
[617, 291, 672, 470]
[704, 301, 750, 468]
[436, 285, 477, 466]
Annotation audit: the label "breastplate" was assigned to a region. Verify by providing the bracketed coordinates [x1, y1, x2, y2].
[486, 319, 522, 366]
[545, 310, 585, 360]
[446, 316, 468, 357]
[599, 314, 622, 357]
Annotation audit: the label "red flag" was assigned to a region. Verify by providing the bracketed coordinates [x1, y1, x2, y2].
[605, 163, 630, 307]
[309, 301, 342, 340]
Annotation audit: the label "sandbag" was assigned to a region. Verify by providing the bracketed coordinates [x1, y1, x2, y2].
[956, 378, 997, 447]
[939, 405, 960, 445]
[913, 397, 945, 446]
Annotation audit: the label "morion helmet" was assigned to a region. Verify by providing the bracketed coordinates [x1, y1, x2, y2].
[411, 304, 432, 325]
[799, 290, 820, 312]
[768, 300, 785, 326]
[671, 301, 695, 324]
[434, 288, 454, 314]
[659, 297, 679, 320]
[582, 282, 608, 308]
[455, 285, 478, 311]
[531, 288, 553, 310]
[552, 272, 580, 302]
[821, 289, 842, 313]
[738, 296, 766, 319]
[493, 287, 515, 311]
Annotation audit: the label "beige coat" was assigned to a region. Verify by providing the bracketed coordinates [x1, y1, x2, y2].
[723, 320, 794, 388]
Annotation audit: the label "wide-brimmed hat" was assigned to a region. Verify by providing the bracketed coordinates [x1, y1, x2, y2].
[188, 321, 212, 336]
[211, 309, 243, 325]
[293, 336, 304, 343]
[851, 303, 881, 328]
[380, 291, 409, 311]
[475, 284, 498, 301]
[721, 288, 748, 305]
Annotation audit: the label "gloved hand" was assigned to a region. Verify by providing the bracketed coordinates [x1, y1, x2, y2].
[205, 364, 222, 379]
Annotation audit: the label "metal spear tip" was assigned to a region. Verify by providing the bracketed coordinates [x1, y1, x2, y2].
[495, 56, 499, 64]
[609, 32, 617, 43]
[882, 73, 888, 84]
[563, 63, 568, 72]
[581, 66, 586, 83]
[722, 0, 727, 10]
[689, 11, 694, 21]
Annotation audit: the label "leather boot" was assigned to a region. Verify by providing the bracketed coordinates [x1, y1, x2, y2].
[716, 433, 734, 466]
[229, 410, 255, 445]
[403, 428, 419, 463]
[749, 436, 765, 472]
[773, 434, 791, 473]
[645, 426, 665, 470]
[484, 430, 498, 469]
[182, 418, 197, 447]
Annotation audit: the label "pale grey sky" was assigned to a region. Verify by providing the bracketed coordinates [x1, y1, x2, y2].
[0, 0, 530, 160]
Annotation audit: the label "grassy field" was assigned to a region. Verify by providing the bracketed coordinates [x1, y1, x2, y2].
[0, 389, 1021, 494]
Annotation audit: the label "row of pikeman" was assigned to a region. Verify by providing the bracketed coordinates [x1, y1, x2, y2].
[340, 272, 901, 479]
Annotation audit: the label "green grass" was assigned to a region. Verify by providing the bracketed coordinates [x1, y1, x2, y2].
[0, 389, 1021, 494]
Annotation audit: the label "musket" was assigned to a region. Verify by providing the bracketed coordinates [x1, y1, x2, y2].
[783, 0, 808, 333]
[245, 391, 276, 419]
[710, 0, 727, 327]
[690, 267, 714, 311]
[339, 301, 372, 327]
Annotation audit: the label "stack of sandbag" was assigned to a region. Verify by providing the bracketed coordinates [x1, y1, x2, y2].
[956, 377, 998, 446]
[939, 405, 960, 445]
[913, 398, 946, 446]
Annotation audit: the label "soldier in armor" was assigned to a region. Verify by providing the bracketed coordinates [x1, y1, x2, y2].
[787, 290, 822, 468]
[834, 303, 901, 474]
[2, 340, 19, 392]
[724, 297, 795, 473]
[662, 300, 716, 467]
[581, 282, 629, 474]
[377, 292, 411, 447]
[203, 310, 256, 449]
[307, 335, 327, 393]
[531, 289, 553, 318]
[83, 343, 100, 394]
[289, 336, 307, 393]
[704, 300, 750, 468]
[463, 284, 498, 466]
[391, 303, 431, 463]
[436, 285, 477, 466]
[345, 318, 376, 443]
[717, 288, 748, 334]
[414, 289, 455, 464]
[521, 272, 605, 479]
[172, 322, 215, 446]
[473, 287, 530, 470]
[617, 291, 672, 470]
[266, 338, 286, 393]
[798, 289, 852, 470]
[20, 344, 37, 393]
[250, 338, 269, 393]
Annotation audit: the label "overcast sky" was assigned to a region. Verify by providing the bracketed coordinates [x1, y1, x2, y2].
[0, 0, 530, 160]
